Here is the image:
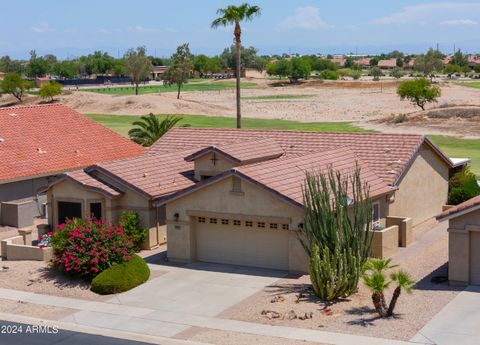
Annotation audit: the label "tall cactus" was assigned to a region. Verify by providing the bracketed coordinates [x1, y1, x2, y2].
[301, 165, 373, 301]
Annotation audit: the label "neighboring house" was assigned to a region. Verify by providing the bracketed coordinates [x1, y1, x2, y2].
[45, 128, 464, 271]
[151, 66, 168, 80]
[437, 196, 480, 286]
[377, 58, 398, 70]
[0, 104, 144, 228]
[330, 56, 346, 67]
[357, 58, 372, 68]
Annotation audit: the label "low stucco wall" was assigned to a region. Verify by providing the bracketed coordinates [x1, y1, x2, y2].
[371, 225, 399, 259]
[386, 216, 413, 247]
[0, 200, 36, 228]
[1, 235, 52, 262]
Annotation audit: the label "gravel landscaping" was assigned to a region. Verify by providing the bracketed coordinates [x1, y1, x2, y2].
[223, 220, 463, 341]
[0, 299, 75, 321]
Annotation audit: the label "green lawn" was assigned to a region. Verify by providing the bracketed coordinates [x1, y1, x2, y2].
[87, 113, 479, 174]
[243, 94, 314, 100]
[459, 82, 480, 89]
[429, 135, 480, 174]
[86, 114, 368, 137]
[80, 81, 257, 95]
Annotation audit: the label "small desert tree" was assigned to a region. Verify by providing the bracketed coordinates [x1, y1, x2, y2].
[397, 78, 441, 110]
[0, 72, 33, 102]
[370, 67, 383, 81]
[124, 47, 153, 95]
[163, 43, 193, 99]
[300, 166, 373, 301]
[362, 258, 414, 317]
[128, 114, 182, 147]
[39, 81, 62, 102]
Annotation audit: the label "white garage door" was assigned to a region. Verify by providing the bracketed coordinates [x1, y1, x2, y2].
[195, 217, 289, 270]
[470, 232, 480, 285]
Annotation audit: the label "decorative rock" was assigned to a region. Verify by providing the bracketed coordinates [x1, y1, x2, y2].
[261, 310, 281, 319]
[270, 295, 285, 303]
[285, 310, 297, 320]
[299, 311, 313, 320]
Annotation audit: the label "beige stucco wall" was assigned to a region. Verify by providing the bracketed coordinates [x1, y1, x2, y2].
[166, 176, 308, 272]
[193, 153, 235, 180]
[389, 145, 449, 226]
[447, 208, 480, 285]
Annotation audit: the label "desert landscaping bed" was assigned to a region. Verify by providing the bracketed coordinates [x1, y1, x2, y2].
[222, 223, 463, 341]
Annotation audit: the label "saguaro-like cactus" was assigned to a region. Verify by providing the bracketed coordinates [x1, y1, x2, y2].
[301, 165, 373, 301]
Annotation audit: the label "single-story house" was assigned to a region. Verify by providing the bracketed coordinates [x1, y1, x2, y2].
[357, 58, 372, 68]
[151, 66, 168, 80]
[45, 128, 465, 271]
[437, 196, 480, 285]
[377, 58, 398, 70]
[0, 104, 144, 228]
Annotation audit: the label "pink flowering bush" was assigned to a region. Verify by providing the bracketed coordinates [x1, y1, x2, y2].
[50, 218, 133, 279]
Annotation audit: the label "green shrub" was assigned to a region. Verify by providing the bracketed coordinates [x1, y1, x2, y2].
[320, 70, 339, 80]
[91, 254, 150, 294]
[119, 211, 147, 251]
[349, 70, 362, 80]
[448, 166, 480, 205]
[39, 81, 62, 102]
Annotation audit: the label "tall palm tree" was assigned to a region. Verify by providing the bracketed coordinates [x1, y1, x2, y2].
[211, 3, 261, 129]
[128, 114, 182, 147]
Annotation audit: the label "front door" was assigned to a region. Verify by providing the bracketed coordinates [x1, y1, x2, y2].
[57, 201, 82, 224]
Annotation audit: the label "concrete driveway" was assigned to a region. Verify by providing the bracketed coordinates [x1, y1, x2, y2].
[110, 261, 287, 316]
[61, 261, 286, 337]
[412, 285, 480, 345]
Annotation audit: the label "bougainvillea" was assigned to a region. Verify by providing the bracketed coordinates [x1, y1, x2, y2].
[50, 218, 133, 279]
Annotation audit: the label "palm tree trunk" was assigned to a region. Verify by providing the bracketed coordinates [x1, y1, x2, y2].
[387, 287, 401, 316]
[372, 293, 387, 317]
[234, 21, 242, 129]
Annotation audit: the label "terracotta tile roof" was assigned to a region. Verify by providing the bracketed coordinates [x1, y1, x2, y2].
[184, 138, 284, 165]
[0, 104, 145, 183]
[236, 147, 394, 206]
[159, 147, 395, 207]
[65, 170, 122, 198]
[377, 58, 397, 68]
[93, 149, 197, 198]
[151, 128, 445, 185]
[437, 195, 480, 220]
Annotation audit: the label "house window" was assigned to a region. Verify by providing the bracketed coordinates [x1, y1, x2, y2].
[372, 202, 380, 227]
[210, 218, 217, 224]
[245, 221, 253, 227]
[57, 201, 82, 224]
[89, 202, 102, 220]
[257, 222, 265, 228]
[221, 219, 229, 225]
[231, 177, 242, 192]
[198, 217, 206, 223]
[282, 224, 289, 230]
[233, 220, 241, 226]
[270, 223, 278, 229]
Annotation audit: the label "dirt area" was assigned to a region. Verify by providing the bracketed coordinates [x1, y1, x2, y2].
[221, 221, 462, 341]
[0, 298, 75, 321]
[186, 328, 328, 345]
[2, 79, 479, 137]
[371, 105, 480, 137]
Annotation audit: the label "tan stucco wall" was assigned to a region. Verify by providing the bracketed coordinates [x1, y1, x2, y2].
[447, 208, 480, 285]
[389, 145, 449, 226]
[166, 176, 308, 272]
[193, 153, 235, 180]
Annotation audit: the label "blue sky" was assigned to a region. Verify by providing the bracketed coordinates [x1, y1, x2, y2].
[2, 0, 480, 58]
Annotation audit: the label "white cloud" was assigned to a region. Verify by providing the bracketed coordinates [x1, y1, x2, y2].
[441, 19, 477, 26]
[371, 2, 480, 25]
[279, 7, 332, 30]
[127, 26, 158, 33]
[96, 28, 110, 34]
[32, 22, 53, 33]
